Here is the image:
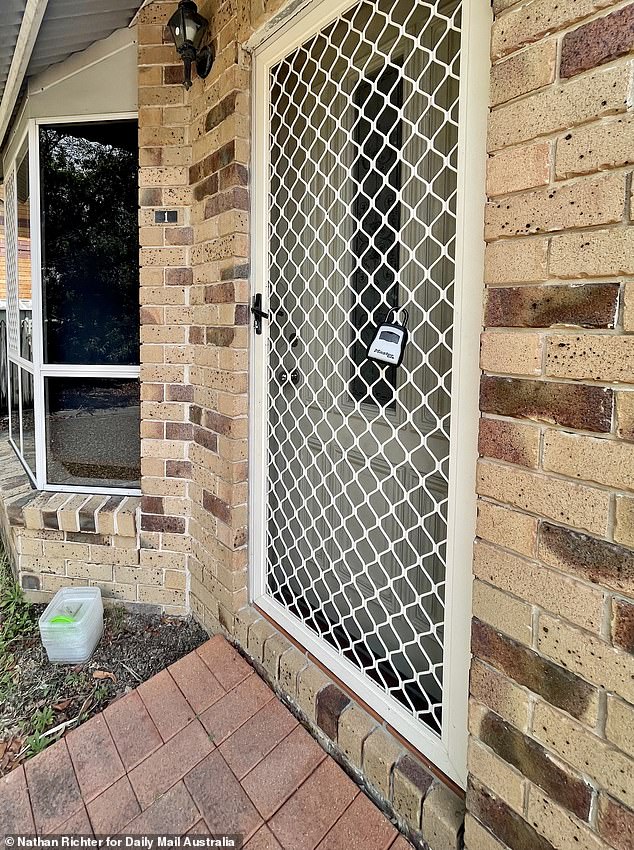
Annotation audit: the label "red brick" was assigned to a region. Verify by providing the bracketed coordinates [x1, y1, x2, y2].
[269, 758, 359, 850]
[66, 713, 124, 801]
[169, 651, 225, 713]
[138, 669, 195, 741]
[25, 739, 83, 834]
[244, 826, 284, 850]
[196, 635, 253, 690]
[199, 671, 274, 744]
[50, 806, 93, 836]
[125, 782, 200, 835]
[241, 725, 326, 819]
[0, 767, 35, 835]
[314, 792, 397, 850]
[86, 777, 140, 835]
[598, 794, 634, 850]
[128, 720, 214, 808]
[561, 5, 634, 79]
[184, 751, 262, 841]
[104, 691, 162, 770]
[219, 698, 298, 780]
[316, 685, 351, 741]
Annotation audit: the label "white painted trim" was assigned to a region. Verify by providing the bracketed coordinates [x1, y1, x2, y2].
[5, 114, 141, 495]
[0, 0, 49, 148]
[250, 0, 490, 787]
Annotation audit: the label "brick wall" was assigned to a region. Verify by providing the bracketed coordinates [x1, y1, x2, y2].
[466, 2, 634, 849]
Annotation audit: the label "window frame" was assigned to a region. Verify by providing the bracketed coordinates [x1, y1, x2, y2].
[5, 113, 141, 495]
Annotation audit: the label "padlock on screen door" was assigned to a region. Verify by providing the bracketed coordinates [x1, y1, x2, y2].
[367, 308, 409, 368]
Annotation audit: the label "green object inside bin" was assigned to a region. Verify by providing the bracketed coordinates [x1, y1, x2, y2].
[50, 615, 76, 624]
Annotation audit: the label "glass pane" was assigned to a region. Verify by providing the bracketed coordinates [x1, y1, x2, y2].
[8, 362, 19, 447]
[39, 121, 139, 365]
[16, 152, 33, 361]
[45, 378, 140, 488]
[20, 368, 36, 476]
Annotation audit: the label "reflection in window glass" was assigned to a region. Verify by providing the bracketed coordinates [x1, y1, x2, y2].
[40, 121, 139, 365]
[45, 378, 140, 489]
[16, 153, 33, 361]
[21, 369, 36, 476]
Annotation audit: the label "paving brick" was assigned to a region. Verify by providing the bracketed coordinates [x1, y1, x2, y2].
[51, 806, 93, 836]
[241, 725, 326, 819]
[268, 758, 359, 850]
[103, 691, 162, 770]
[200, 671, 274, 744]
[184, 751, 262, 841]
[244, 826, 284, 850]
[25, 739, 83, 834]
[137, 669, 195, 741]
[0, 767, 35, 835]
[125, 781, 200, 835]
[196, 635, 253, 690]
[66, 713, 125, 802]
[314, 792, 397, 850]
[219, 697, 298, 779]
[169, 650, 226, 713]
[128, 719, 214, 808]
[86, 776, 141, 835]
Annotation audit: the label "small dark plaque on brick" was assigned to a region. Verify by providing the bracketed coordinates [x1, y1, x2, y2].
[155, 210, 178, 224]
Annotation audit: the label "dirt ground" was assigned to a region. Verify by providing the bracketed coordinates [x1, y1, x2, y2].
[0, 558, 207, 775]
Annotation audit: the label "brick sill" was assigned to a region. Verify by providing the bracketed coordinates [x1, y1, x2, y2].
[0, 438, 140, 537]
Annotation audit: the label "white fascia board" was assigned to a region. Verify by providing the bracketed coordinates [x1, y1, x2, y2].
[0, 0, 50, 149]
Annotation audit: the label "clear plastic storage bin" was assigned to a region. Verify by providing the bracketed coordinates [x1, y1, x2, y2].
[39, 587, 104, 664]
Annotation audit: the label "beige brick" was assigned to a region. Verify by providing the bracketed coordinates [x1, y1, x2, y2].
[262, 631, 292, 680]
[278, 646, 308, 700]
[476, 501, 538, 558]
[477, 460, 610, 536]
[58, 495, 90, 532]
[422, 782, 465, 850]
[464, 813, 507, 850]
[605, 695, 634, 759]
[485, 173, 625, 239]
[42, 541, 90, 560]
[550, 228, 634, 279]
[480, 331, 543, 376]
[538, 613, 634, 704]
[491, 0, 611, 58]
[297, 663, 330, 723]
[625, 282, 634, 333]
[484, 238, 548, 284]
[472, 577, 533, 643]
[138, 585, 185, 607]
[556, 115, 634, 178]
[470, 660, 531, 732]
[468, 738, 525, 813]
[486, 142, 550, 197]
[337, 704, 378, 771]
[533, 700, 634, 808]
[546, 334, 634, 383]
[616, 392, 634, 441]
[526, 785, 608, 850]
[615, 496, 634, 547]
[66, 562, 114, 582]
[474, 541, 603, 633]
[544, 430, 634, 491]
[363, 726, 404, 798]
[490, 40, 556, 106]
[488, 64, 631, 151]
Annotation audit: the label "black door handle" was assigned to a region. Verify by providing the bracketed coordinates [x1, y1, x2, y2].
[251, 293, 269, 335]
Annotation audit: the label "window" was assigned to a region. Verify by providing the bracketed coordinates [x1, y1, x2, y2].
[4, 117, 140, 493]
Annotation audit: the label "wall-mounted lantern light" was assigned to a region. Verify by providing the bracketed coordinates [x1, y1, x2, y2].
[167, 0, 214, 90]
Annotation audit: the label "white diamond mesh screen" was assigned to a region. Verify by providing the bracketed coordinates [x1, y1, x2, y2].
[4, 169, 20, 357]
[265, 0, 460, 735]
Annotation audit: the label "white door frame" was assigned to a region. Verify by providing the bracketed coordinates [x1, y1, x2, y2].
[249, 0, 490, 787]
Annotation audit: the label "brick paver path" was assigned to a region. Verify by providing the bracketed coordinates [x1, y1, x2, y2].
[0, 636, 411, 849]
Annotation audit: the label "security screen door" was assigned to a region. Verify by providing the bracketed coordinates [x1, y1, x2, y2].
[251, 0, 486, 783]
